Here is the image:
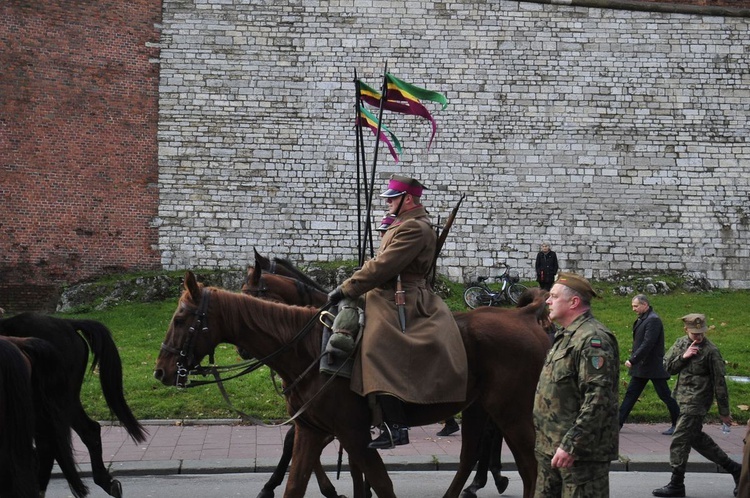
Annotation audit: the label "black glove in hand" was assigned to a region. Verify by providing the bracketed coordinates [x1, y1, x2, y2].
[328, 286, 346, 306]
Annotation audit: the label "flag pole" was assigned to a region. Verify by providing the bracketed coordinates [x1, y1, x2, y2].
[364, 63, 388, 261]
[354, 69, 364, 265]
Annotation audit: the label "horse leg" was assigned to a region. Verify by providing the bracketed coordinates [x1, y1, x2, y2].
[460, 420, 492, 498]
[336, 429, 396, 498]
[35, 437, 56, 497]
[256, 425, 296, 498]
[312, 443, 344, 498]
[497, 418, 537, 498]
[442, 403, 487, 498]
[70, 405, 122, 498]
[489, 430, 509, 494]
[283, 426, 333, 498]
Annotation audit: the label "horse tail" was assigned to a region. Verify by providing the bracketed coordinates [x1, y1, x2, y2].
[0, 340, 40, 498]
[69, 319, 148, 443]
[22, 337, 89, 498]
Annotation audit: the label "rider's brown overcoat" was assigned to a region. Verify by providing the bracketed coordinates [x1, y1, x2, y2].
[341, 206, 468, 404]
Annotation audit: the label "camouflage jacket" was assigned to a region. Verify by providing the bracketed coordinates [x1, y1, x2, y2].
[533, 311, 620, 461]
[664, 336, 730, 417]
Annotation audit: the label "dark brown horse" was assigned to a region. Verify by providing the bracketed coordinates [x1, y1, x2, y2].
[244, 259, 550, 498]
[155, 271, 549, 498]
[0, 313, 147, 497]
[0, 335, 88, 498]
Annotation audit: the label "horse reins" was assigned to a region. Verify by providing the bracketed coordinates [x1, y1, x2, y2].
[161, 286, 349, 427]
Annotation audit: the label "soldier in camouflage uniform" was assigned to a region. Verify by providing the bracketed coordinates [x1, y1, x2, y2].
[653, 313, 742, 497]
[533, 273, 619, 497]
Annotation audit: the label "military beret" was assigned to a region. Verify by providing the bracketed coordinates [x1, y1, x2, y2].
[555, 272, 597, 301]
[681, 313, 707, 334]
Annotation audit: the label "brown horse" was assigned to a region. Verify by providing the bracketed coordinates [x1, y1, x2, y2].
[244, 259, 550, 498]
[155, 271, 549, 498]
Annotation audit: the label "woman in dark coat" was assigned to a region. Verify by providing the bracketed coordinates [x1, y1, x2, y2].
[535, 242, 559, 291]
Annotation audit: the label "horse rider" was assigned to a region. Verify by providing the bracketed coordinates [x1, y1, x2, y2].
[328, 174, 468, 449]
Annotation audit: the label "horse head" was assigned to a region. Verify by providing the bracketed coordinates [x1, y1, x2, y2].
[154, 271, 216, 387]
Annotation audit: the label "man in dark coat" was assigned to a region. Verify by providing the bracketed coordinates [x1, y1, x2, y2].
[619, 294, 680, 434]
[535, 242, 559, 291]
[328, 175, 468, 450]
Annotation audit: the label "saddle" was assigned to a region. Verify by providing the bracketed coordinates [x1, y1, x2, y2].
[319, 297, 363, 378]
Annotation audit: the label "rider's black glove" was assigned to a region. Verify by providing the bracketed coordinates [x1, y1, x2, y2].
[327, 286, 346, 307]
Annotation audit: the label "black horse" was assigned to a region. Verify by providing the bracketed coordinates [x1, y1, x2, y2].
[0, 313, 147, 498]
[0, 335, 88, 498]
[0, 337, 39, 498]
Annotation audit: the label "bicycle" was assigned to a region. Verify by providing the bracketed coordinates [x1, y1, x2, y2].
[463, 265, 528, 308]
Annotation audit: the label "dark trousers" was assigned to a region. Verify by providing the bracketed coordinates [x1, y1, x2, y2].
[619, 376, 680, 427]
[378, 395, 407, 426]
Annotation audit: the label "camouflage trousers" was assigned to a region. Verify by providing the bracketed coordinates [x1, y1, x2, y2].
[534, 451, 610, 498]
[670, 413, 737, 472]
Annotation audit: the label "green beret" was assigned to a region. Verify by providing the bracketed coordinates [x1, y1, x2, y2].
[555, 272, 597, 301]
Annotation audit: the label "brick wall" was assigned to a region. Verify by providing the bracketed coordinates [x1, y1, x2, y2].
[157, 0, 750, 288]
[2, 0, 749, 314]
[0, 0, 162, 312]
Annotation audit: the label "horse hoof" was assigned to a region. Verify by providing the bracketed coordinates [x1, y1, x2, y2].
[109, 479, 123, 498]
[494, 476, 509, 494]
[255, 490, 274, 498]
[460, 487, 478, 498]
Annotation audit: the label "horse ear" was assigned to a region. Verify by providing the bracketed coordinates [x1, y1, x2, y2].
[251, 260, 262, 286]
[184, 271, 201, 302]
[254, 249, 270, 270]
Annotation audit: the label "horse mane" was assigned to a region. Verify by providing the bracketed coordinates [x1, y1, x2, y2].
[271, 258, 329, 293]
[211, 288, 322, 357]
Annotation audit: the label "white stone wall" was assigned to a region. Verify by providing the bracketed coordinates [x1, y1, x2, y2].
[157, 0, 750, 288]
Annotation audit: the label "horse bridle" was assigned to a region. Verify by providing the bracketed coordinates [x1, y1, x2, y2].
[160, 288, 212, 388]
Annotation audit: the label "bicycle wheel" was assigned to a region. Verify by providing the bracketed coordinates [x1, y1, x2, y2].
[464, 287, 492, 309]
[507, 283, 528, 305]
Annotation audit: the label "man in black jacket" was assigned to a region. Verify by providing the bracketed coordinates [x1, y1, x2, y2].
[619, 294, 680, 434]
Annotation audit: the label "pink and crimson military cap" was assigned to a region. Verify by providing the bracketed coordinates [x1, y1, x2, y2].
[379, 174, 427, 198]
[377, 213, 396, 232]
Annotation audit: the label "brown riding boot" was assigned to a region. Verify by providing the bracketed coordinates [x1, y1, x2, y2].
[652, 470, 685, 497]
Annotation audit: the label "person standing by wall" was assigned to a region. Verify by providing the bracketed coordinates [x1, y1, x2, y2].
[619, 294, 680, 435]
[533, 273, 619, 497]
[535, 243, 559, 291]
[652, 313, 742, 497]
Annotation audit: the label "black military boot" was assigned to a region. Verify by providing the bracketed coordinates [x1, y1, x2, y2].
[368, 422, 409, 449]
[652, 470, 685, 497]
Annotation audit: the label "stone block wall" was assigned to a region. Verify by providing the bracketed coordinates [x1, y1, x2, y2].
[0, 1, 162, 311]
[157, 0, 749, 287]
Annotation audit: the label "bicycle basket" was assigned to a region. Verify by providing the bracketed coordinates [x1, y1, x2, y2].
[509, 271, 520, 283]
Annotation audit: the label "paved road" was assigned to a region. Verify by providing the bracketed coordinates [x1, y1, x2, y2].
[46, 470, 740, 497]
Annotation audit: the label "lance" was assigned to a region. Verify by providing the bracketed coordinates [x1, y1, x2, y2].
[430, 194, 466, 287]
[361, 64, 388, 264]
